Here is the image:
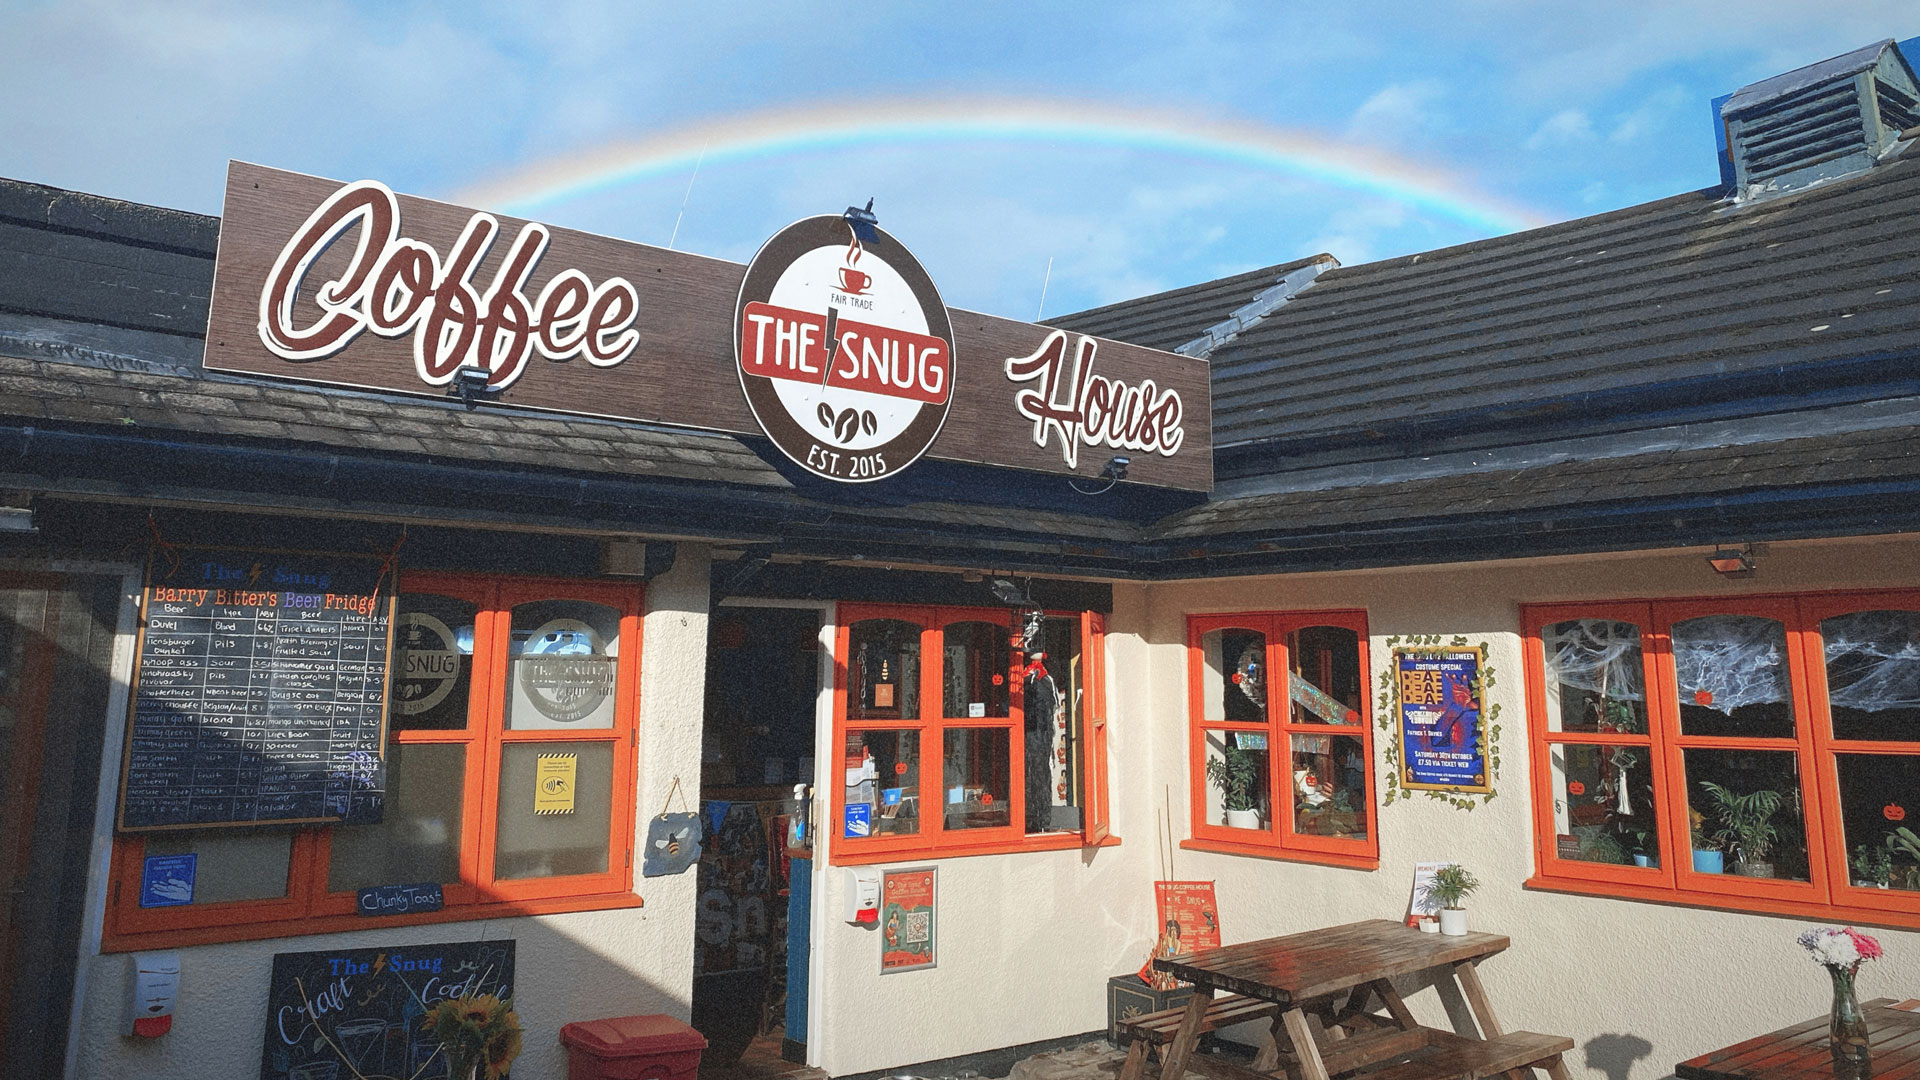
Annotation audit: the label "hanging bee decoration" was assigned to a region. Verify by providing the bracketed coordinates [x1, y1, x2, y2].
[643, 811, 703, 877]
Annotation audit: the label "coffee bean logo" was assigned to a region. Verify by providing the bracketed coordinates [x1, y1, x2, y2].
[821, 405, 879, 446]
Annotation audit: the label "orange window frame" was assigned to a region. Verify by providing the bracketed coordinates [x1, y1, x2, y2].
[1183, 610, 1378, 869]
[103, 571, 643, 951]
[1524, 590, 1920, 929]
[829, 603, 1112, 865]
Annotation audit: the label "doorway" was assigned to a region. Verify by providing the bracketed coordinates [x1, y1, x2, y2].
[693, 603, 826, 1080]
[0, 574, 120, 1078]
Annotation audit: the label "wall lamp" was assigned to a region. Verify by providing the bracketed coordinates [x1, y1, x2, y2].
[1069, 455, 1130, 496]
[448, 365, 499, 410]
[1707, 544, 1757, 577]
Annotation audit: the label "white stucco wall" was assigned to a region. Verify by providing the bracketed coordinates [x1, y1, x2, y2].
[68, 545, 712, 1080]
[808, 583, 1160, 1079]
[1140, 534, 1920, 1080]
[67, 533, 1920, 1080]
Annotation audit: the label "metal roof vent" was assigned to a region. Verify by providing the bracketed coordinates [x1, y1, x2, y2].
[1722, 39, 1919, 199]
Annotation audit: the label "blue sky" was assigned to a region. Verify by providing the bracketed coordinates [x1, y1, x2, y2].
[3, 2, 1914, 319]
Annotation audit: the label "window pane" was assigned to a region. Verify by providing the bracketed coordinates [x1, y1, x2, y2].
[850, 619, 920, 722]
[1542, 619, 1649, 734]
[1545, 743, 1660, 867]
[507, 599, 621, 731]
[1026, 616, 1083, 835]
[143, 830, 291, 905]
[1823, 611, 1920, 742]
[1683, 748, 1808, 880]
[494, 741, 613, 879]
[1836, 754, 1920, 891]
[845, 729, 919, 837]
[943, 620, 1010, 719]
[327, 742, 465, 891]
[1199, 628, 1267, 724]
[1286, 626, 1363, 725]
[1202, 729, 1271, 830]
[942, 727, 1010, 831]
[390, 593, 477, 732]
[1290, 733, 1367, 840]
[1673, 616, 1795, 738]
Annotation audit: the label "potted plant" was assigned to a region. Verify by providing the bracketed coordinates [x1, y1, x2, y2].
[1627, 826, 1656, 868]
[1207, 747, 1261, 829]
[1689, 807, 1724, 874]
[1853, 843, 1894, 889]
[1424, 863, 1480, 936]
[1887, 826, 1920, 889]
[1701, 781, 1784, 877]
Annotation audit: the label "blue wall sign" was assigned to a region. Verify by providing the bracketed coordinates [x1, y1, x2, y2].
[139, 854, 197, 907]
[844, 802, 872, 838]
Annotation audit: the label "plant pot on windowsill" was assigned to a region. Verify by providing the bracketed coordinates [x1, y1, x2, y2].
[1735, 861, 1775, 878]
[1438, 907, 1468, 936]
[1225, 807, 1262, 829]
[1692, 849, 1724, 873]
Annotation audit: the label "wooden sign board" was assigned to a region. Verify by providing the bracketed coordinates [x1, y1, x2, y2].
[118, 546, 396, 831]
[203, 161, 1212, 491]
[260, 938, 514, 1080]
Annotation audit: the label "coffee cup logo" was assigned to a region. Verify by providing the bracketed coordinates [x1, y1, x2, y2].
[735, 216, 955, 483]
[838, 267, 872, 295]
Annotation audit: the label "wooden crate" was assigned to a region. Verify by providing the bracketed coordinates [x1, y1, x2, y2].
[1106, 974, 1197, 1046]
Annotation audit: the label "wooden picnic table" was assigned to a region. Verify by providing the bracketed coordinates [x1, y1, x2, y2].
[1139, 918, 1571, 1080]
[1676, 999, 1920, 1080]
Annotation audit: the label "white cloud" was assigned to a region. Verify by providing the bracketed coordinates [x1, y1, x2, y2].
[1527, 110, 1596, 149]
[1346, 81, 1449, 143]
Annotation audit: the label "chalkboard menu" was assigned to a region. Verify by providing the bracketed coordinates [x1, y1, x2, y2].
[261, 938, 515, 1080]
[118, 546, 396, 830]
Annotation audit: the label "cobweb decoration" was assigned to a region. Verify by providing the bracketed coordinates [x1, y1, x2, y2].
[1542, 619, 1645, 701]
[1672, 615, 1789, 712]
[1822, 610, 1920, 713]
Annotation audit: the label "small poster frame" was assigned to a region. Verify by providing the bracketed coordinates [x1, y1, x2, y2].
[879, 865, 937, 974]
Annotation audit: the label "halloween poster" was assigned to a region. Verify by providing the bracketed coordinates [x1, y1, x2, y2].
[879, 866, 936, 973]
[1396, 647, 1491, 793]
[1138, 880, 1220, 989]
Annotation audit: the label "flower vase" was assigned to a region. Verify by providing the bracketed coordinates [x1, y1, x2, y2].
[1830, 966, 1871, 1080]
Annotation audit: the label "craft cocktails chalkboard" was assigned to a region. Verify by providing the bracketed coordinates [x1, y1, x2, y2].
[261, 939, 515, 1080]
[118, 546, 396, 830]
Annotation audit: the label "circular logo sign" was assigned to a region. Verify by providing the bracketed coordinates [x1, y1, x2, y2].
[518, 618, 615, 723]
[393, 613, 459, 716]
[735, 216, 955, 482]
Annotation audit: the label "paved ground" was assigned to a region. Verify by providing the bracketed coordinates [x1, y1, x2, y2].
[1003, 1041, 1130, 1080]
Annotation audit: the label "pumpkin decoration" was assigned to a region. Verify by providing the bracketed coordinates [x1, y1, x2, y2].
[1887, 803, 1908, 822]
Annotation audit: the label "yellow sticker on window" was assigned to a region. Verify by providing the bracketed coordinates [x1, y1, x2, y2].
[535, 753, 577, 815]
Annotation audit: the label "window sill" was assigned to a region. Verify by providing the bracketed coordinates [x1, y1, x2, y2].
[1523, 874, 1920, 932]
[103, 891, 644, 953]
[832, 832, 1120, 866]
[1180, 837, 1378, 871]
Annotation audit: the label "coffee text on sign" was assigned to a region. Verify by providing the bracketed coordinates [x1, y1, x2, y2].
[740, 301, 950, 404]
[1004, 331, 1184, 469]
[257, 180, 641, 391]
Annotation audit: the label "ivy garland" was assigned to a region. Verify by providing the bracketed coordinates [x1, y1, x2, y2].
[1375, 634, 1503, 811]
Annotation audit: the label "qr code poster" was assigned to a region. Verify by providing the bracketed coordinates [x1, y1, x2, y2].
[880, 866, 937, 973]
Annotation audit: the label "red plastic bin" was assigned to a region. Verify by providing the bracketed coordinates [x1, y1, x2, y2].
[559, 1014, 709, 1080]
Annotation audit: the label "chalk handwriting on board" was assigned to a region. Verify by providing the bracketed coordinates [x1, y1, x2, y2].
[120, 547, 396, 831]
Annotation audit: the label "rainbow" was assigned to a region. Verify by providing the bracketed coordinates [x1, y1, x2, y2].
[456, 99, 1553, 236]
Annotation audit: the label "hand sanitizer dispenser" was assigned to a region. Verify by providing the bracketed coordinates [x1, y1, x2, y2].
[128, 951, 180, 1037]
[842, 866, 881, 924]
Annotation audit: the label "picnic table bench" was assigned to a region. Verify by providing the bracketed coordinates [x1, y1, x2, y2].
[1119, 919, 1572, 1080]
